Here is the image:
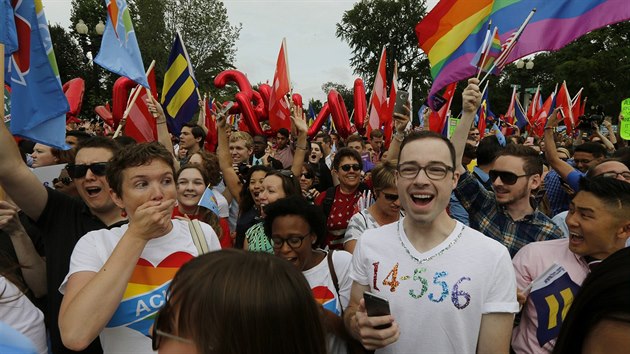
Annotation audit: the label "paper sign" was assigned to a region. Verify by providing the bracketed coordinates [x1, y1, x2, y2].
[31, 164, 67, 188]
[621, 98, 630, 140]
[447, 117, 459, 138]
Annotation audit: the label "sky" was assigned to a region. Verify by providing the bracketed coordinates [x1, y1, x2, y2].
[43, 0, 438, 102]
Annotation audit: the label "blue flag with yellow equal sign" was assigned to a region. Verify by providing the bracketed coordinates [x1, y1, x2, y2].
[529, 263, 580, 347]
[94, 0, 149, 88]
[5, 0, 70, 149]
[161, 31, 199, 135]
[198, 187, 220, 217]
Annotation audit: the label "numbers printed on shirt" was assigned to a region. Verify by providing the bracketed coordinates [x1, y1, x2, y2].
[373, 263, 472, 310]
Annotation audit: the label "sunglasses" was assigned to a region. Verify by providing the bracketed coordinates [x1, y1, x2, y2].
[340, 164, 361, 172]
[53, 177, 73, 186]
[301, 172, 314, 179]
[65, 162, 109, 179]
[381, 192, 399, 201]
[488, 170, 534, 185]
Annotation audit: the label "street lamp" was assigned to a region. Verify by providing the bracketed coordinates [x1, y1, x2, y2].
[515, 59, 535, 107]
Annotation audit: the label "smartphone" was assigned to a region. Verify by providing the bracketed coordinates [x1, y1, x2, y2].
[393, 91, 409, 116]
[363, 291, 391, 329]
[218, 101, 234, 116]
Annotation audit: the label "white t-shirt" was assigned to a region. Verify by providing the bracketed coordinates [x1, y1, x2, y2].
[350, 219, 519, 354]
[303, 250, 353, 354]
[60, 219, 220, 354]
[0, 277, 47, 354]
[344, 209, 380, 245]
[211, 186, 229, 218]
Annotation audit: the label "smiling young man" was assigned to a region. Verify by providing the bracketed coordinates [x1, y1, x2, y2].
[0, 122, 124, 354]
[178, 122, 205, 161]
[453, 134, 563, 257]
[344, 79, 519, 353]
[511, 176, 630, 354]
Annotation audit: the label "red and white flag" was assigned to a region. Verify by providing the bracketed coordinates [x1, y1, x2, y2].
[367, 46, 388, 135]
[555, 81, 574, 135]
[571, 87, 583, 121]
[383, 60, 399, 146]
[268, 38, 291, 131]
[124, 60, 158, 143]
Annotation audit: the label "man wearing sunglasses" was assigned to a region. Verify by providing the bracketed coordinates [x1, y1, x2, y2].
[344, 79, 518, 353]
[0, 122, 124, 354]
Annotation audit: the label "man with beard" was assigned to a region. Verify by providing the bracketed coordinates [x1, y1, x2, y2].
[453, 141, 563, 257]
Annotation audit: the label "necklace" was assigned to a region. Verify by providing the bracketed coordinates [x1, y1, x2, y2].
[397, 221, 465, 265]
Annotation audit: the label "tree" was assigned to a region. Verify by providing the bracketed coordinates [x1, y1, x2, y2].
[336, 0, 430, 109]
[134, 0, 171, 90]
[49, 24, 88, 84]
[164, 0, 241, 90]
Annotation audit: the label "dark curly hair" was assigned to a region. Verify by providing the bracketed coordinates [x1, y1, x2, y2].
[263, 195, 326, 247]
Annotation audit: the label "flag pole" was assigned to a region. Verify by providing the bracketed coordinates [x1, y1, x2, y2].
[113, 60, 157, 138]
[0, 43, 4, 126]
[479, 8, 537, 86]
[475, 21, 493, 79]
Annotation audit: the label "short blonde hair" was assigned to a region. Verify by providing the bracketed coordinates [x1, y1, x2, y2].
[229, 131, 253, 149]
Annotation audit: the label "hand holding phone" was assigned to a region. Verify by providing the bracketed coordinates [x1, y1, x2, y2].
[363, 291, 392, 329]
[393, 91, 410, 116]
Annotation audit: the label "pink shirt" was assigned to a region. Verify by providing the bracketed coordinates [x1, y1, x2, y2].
[511, 238, 589, 354]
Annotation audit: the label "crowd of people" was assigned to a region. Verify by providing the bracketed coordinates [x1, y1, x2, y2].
[1, 77, 629, 354]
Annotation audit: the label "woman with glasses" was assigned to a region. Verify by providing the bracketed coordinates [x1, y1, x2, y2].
[152, 249, 327, 354]
[343, 160, 403, 254]
[244, 170, 302, 253]
[264, 196, 353, 354]
[58, 143, 221, 353]
[315, 148, 369, 250]
[300, 164, 321, 202]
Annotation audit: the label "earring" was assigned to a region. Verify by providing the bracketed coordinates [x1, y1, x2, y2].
[121, 210, 127, 218]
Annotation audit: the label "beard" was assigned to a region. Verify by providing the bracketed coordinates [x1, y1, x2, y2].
[495, 183, 530, 206]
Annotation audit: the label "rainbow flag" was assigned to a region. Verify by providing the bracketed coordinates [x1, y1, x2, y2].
[416, 0, 630, 110]
[471, 26, 501, 73]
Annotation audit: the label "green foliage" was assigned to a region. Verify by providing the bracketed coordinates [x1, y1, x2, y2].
[49, 24, 87, 84]
[336, 0, 430, 107]
[164, 0, 241, 92]
[134, 0, 170, 90]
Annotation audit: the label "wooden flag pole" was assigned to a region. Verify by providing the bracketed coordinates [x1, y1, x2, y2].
[113, 60, 156, 138]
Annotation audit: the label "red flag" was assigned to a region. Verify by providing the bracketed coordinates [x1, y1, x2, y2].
[203, 96, 217, 152]
[527, 85, 541, 122]
[580, 97, 587, 117]
[571, 88, 583, 122]
[428, 82, 456, 134]
[268, 38, 291, 132]
[383, 60, 398, 147]
[531, 93, 555, 137]
[555, 81, 573, 135]
[505, 85, 517, 122]
[367, 46, 388, 136]
[124, 62, 158, 143]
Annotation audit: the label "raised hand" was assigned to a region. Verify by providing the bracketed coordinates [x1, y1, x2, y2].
[126, 199, 176, 241]
[462, 78, 482, 114]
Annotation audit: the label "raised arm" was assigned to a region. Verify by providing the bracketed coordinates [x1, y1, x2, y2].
[452, 78, 482, 174]
[597, 120, 616, 152]
[384, 104, 411, 163]
[147, 95, 179, 171]
[0, 120, 48, 221]
[216, 113, 243, 204]
[290, 105, 308, 177]
[543, 108, 575, 180]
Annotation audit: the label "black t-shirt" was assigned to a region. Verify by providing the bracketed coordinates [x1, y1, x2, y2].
[235, 208, 260, 249]
[38, 188, 126, 354]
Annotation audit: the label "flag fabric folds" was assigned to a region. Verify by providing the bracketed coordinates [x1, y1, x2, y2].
[268, 38, 291, 132]
[203, 96, 217, 153]
[514, 98, 528, 129]
[428, 82, 456, 135]
[531, 90, 556, 137]
[529, 263, 580, 347]
[571, 88, 583, 123]
[198, 188, 220, 217]
[527, 85, 541, 121]
[0, 0, 17, 53]
[94, 0, 149, 88]
[123, 62, 158, 143]
[5, 0, 69, 149]
[555, 81, 574, 135]
[416, 0, 630, 109]
[471, 26, 501, 74]
[161, 32, 199, 135]
[368, 46, 388, 135]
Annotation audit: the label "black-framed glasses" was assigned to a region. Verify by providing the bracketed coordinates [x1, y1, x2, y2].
[53, 177, 73, 186]
[270, 232, 311, 249]
[488, 170, 534, 185]
[340, 164, 361, 172]
[65, 162, 109, 179]
[599, 171, 630, 181]
[151, 303, 195, 350]
[397, 162, 453, 180]
[381, 192, 399, 201]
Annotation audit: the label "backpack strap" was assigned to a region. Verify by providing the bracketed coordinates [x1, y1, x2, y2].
[326, 249, 344, 315]
[322, 186, 337, 218]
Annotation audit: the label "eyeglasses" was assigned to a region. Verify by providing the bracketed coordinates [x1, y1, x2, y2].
[301, 172, 314, 179]
[151, 304, 195, 350]
[270, 232, 311, 249]
[53, 177, 73, 186]
[599, 171, 630, 181]
[339, 164, 361, 172]
[65, 162, 108, 179]
[380, 192, 399, 201]
[397, 162, 453, 180]
[488, 170, 534, 185]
